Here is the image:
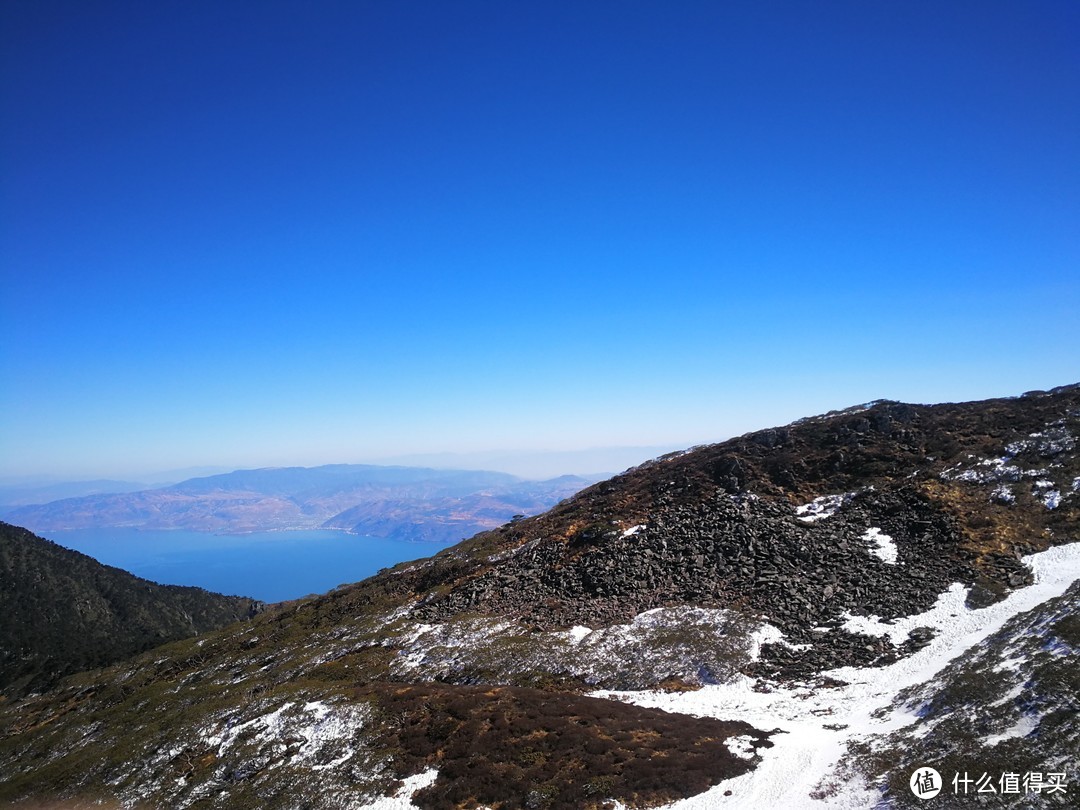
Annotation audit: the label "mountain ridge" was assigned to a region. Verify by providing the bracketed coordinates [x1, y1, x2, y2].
[4, 464, 597, 542]
[1, 384, 1077, 808]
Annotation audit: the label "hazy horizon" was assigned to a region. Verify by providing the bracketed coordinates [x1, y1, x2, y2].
[3, 2, 1077, 482]
[0, 443, 688, 488]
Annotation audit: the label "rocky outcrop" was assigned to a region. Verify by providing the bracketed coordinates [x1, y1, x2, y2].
[381, 385, 1079, 677]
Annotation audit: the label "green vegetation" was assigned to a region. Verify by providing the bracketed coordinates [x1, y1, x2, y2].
[0, 522, 259, 698]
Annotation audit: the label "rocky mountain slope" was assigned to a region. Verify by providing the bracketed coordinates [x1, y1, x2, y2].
[4, 465, 595, 542]
[1, 384, 1077, 808]
[0, 522, 261, 699]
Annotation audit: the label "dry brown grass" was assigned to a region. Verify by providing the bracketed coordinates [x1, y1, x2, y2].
[919, 480, 1050, 565]
[358, 681, 772, 810]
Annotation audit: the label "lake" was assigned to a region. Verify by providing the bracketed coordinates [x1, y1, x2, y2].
[45, 528, 446, 603]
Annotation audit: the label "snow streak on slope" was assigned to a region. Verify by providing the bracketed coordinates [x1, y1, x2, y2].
[361, 770, 439, 810]
[598, 541, 1080, 809]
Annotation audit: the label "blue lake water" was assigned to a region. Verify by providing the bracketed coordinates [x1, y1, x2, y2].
[44, 528, 446, 603]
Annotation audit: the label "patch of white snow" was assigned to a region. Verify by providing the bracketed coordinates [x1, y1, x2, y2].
[567, 625, 593, 643]
[362, 769, 439, 809]
[984, 714, 1039, 747]
[201, 700, 369, 775]
[726, 734, 758, 761]
[747, 623, 785, 660]
[205, 702, 295, 754]
[862, 528, 898, 565]
[942, 456, 1029, 484]
[991, 484, 1015, 504]
[747, 623, 810, 659]
[795, 493, 855, 523]
[295, 700, 368, 770]
[599, 540, 1080, 810]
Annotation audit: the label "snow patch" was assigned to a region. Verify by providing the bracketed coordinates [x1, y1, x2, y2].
[487, 538, 540, 563]
[986, 676, 1025, 709]
[362, 769, 440, 809]
[298, 700, 367, 771]
[567, 625, 593, 643]
[795, 493, 856, 523]
[861, 528, 898, 565]
[747, 623, 785, 661]
[201, 699, 369, 773]
[985, 713, 1039, 747]
[943, 423, 1075, 490]
[392, 606, 753, 689]
[602, 540, 1080, 810]
[204, 702, 296, 754]
[400, 624, 436, 645]
[941, 455, 1020, 483]
[621, 524, 645, 538]
[748, 623, 809, 659]
[392, 618, 515, 674]
[1010, 427, 1076, 457]
[991, 484, 1015, 504]
[1031, 479, 1062, 509]
[726, 734, 758, 761]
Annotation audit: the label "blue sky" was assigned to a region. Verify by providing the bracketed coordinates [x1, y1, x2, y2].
[2, 0, 1078, 480]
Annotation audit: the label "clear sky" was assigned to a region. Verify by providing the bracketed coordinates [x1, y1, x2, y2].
[2, 0, 1078, 480]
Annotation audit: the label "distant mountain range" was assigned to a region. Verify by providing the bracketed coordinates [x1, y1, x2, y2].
[3, 465, 597, 542]
[0, 479, 152, 509]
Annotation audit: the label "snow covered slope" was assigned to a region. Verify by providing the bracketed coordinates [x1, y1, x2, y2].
[607, 541, 1080, 809]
